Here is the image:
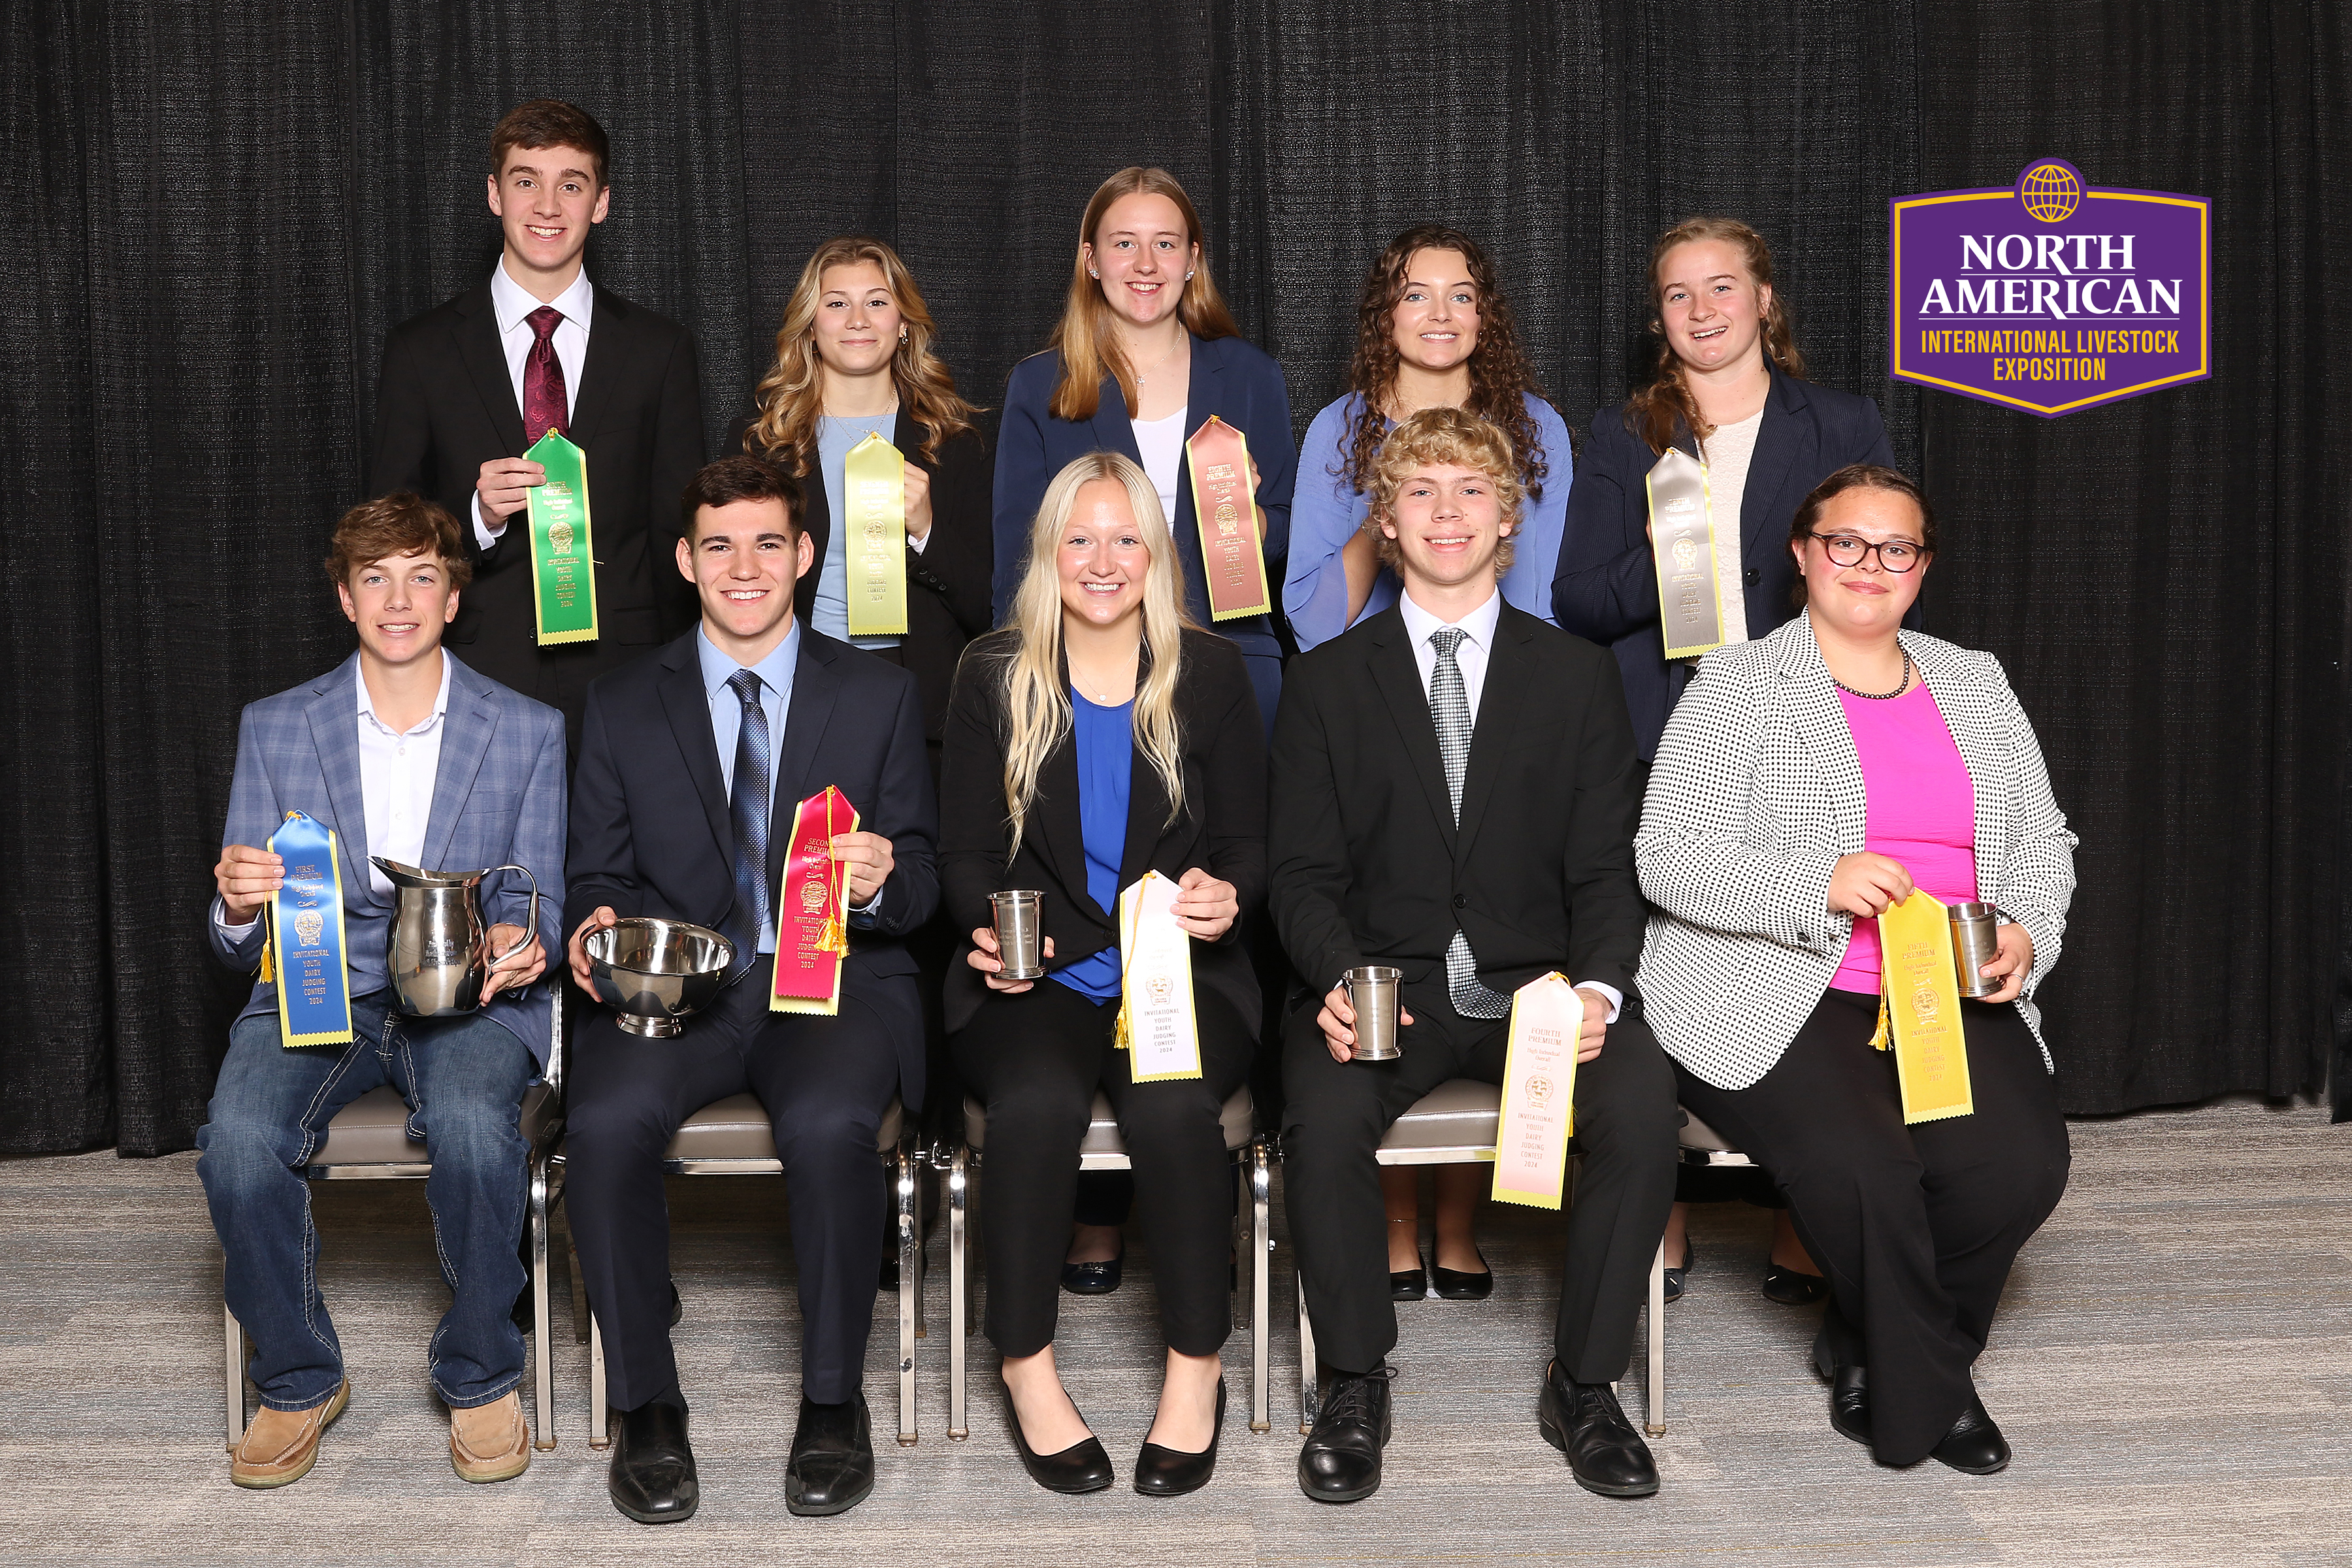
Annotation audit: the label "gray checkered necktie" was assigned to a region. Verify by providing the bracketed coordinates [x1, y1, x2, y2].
[1427, 627, 1512, 1019]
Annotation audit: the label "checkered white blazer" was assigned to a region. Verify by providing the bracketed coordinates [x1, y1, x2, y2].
[1634, 615, 2077, 1090]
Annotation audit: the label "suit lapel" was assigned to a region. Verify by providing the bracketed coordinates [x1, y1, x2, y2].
[1741, 370, 1808, 557]
[795, 433, 833, 628]
[766, 632, 842, 890]
[1088, 372, 1143, 463]
[453, 288, 526, 456]
[1034, 733, 1095, 919]
[1452, 613, 1532, 868]
[567, 287, 625, 443]
[302, 661, 373, 903]
[1115, 740, 1158, 899]
[659, 640, 733, 869]
[419, 657, 494, 873]
[1367, 617, 1456, 849]
[1777, 620, 1867, 854]
[1908, 636, 2011, 905]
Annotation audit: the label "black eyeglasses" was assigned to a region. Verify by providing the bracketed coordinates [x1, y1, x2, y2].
[1808, 532, 1926, 572]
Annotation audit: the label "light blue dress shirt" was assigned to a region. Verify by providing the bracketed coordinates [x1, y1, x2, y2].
[698, 623, 800, 953]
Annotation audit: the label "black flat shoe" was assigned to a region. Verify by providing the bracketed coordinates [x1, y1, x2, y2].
[1389, 1258, 1429, 1301]
[1929, 1397, 2010, 1475]
[785, 1393, 875, 1516]
[1661, 1241, 1692, 1304]
[1537, 1361, 1659, 1498]
[1761, 1263, 1829, 1305]
[1002, 1385, 1115, 1494]
[1431, 1254, 1494, 1300]
[1297, 1366, 1393, 1503]
[608, 1401, 699, 1524]
[1829, 1365, 1871, 1446]
[1134, 1379, 1226, 1497]
[1060, 1247, 1124, 1296]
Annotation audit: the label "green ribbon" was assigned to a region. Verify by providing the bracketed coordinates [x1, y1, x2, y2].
[525, 430, 598, 645]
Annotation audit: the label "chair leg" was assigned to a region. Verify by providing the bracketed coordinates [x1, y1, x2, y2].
[1295, 1269, 1318, 1434]
[911, 1149, 927, 1340]
[895, 1141, 919, 1446]
[1250, 1140, 1271, 1433]
[589, 1309, 609, 1450]
[223, 1303, 246, 1453]
[1645, 1237, 1667, 1438]
[947, 1147, 969, 1441]
[530, 1151, 556, 1450]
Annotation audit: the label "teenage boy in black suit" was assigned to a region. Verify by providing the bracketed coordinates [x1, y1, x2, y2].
[1268, 409, 1678, 1504]
[370, 99, 705, 745]
[562, 455, 937, 1524]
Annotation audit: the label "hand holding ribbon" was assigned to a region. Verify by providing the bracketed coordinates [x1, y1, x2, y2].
[829, 830, 895, 907]
[1169, 866, 1237, 940]
[216, 844, 284, 923]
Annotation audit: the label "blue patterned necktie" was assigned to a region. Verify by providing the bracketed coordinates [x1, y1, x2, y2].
[1427, 627, 1512, 1019]
[725, 669, 771, 972]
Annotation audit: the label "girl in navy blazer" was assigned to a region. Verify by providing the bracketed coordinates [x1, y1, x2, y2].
[992, 166, 1295, 732]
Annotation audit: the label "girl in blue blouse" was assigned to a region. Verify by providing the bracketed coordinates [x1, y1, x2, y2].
[1284, 224, 1571, 653]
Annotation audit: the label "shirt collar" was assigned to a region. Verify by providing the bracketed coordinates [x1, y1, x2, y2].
[490, 259, 595, 338]
[355, 653, 453, 737]
[698, 619, 803, 703]
[1397, 584, 1503, 653]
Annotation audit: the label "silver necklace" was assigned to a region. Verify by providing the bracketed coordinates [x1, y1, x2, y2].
[1831, 649, 1914, 701]
[1130, 335, 1181, 389]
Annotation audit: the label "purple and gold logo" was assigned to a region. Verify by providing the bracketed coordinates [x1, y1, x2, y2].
[1889, 159, 2209, 416]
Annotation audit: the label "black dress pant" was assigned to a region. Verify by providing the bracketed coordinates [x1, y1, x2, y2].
[951, 980, 1256, 1358]
[1673, 988, 2069, 1465]
[566, 957, 911, 1410]
[1281, 980, 1679, 1380]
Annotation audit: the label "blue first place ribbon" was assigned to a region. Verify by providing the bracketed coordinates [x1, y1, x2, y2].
[267, 809, 353, 1047]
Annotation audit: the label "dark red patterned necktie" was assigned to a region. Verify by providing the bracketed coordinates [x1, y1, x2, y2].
[523, 305, 568, 441]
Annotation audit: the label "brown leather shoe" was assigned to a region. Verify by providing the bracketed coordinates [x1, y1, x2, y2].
[229, 1380, 350, 1489]
[449, 1390, 532, 1483]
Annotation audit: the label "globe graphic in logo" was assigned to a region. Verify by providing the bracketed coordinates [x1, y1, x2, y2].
[2019, 161, 2082, 223]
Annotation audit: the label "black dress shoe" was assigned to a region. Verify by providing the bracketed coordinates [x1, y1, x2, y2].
[1390, 1258, 1429, 1301]
[1661, 1241, 1692, 1304]
[1537, 1362, 1659, 1498]
[1060, 1247, 1124, 1296]
[1134, 1379, 1225, 1497]
[1761, 1264, 1829, 1305]
[1431, 1253, 1494, 1300]
[786, 1394, 875, 1516]
[669, 1281, 683, 1326]
[1929, 1397, 2011, 1474]
[1829, 1365, 1871, 1446]
[1002, 1384, 1115, 1493]
[608, 1401, 699, 1524]
[1297, 1366, 1394, 1503]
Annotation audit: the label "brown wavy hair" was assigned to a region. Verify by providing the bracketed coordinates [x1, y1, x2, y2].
[325, 493, 472, 591]
[1625, 216, 1805, 455]
[743, 237, 978, 474]
[1339, 224, 1550, 501]
[1047, 167, 1242, 422]
[1365, 408, 1523, 581]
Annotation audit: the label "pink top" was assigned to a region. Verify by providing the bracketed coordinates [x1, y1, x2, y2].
[1829, 679, 1980, 994]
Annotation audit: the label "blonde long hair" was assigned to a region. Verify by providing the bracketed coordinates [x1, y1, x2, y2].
[1047, 168, 1242, 423]
[745, 237, 978, 472]
[997, 451, 1198, 860]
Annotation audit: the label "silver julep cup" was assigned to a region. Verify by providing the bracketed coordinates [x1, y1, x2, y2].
[1948, 901, 2002, 999]
[1345, 966, 1403, 1061]
[990, 890, 1047, 981]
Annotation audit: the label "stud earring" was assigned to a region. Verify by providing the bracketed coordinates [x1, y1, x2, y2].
[1090, 269, 1099, 278]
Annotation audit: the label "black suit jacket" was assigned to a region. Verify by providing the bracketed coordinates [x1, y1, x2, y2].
[1550, 364, 1898, 759]
[1267, 602, 1646, 1006]
[938, 627, 1266, 1036]
[568, 625, 941, 1102]
[724, 410, 994, 750]
[369, 280, 707, 706]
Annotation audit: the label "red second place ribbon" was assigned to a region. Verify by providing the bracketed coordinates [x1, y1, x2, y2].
[772, 785, 857, 1011]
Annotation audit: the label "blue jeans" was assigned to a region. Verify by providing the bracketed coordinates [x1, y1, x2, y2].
[195, 993, 536, 1411]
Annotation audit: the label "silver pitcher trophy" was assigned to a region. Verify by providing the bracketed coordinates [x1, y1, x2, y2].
[373, 858, 542, 1017]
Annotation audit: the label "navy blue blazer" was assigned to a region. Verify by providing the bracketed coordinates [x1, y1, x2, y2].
[1551, 365, 1896, 760]
[568, 626, 941, 1104]
[991, 333, 1296, 657]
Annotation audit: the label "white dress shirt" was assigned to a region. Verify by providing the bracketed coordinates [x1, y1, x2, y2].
[216, 656, 452, 936]
[1395, 584, 1623, 1021]
[473, 261, 595, 548]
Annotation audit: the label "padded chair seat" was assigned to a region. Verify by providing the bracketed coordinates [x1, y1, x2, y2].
[1377, 1078, 1499, 1155]
[964, 1087, 1255, 1156]
[308, 1083, 557, 1168]
[663, 1092, 904, 1162]
[1676, 1106, 1741, 1154]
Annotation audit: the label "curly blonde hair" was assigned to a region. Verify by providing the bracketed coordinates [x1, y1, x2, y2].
[1365, 408, 1523, 580]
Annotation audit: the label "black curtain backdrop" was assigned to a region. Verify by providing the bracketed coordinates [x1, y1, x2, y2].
[1, 2, 2342, 1153]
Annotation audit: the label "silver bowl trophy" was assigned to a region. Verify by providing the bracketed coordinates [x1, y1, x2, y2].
[583, 918, 736, 1036]
[1343, 965, 1403, 1061]
[1948, 901, 2002, 999]
[990, 889, 1047, 981]
[376, 858, 541, 1017]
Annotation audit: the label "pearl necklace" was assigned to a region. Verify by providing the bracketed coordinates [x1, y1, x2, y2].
[1830, 649, 1915, 701]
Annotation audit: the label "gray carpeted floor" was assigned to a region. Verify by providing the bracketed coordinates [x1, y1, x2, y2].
[5, 1097, 2347, 1566]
